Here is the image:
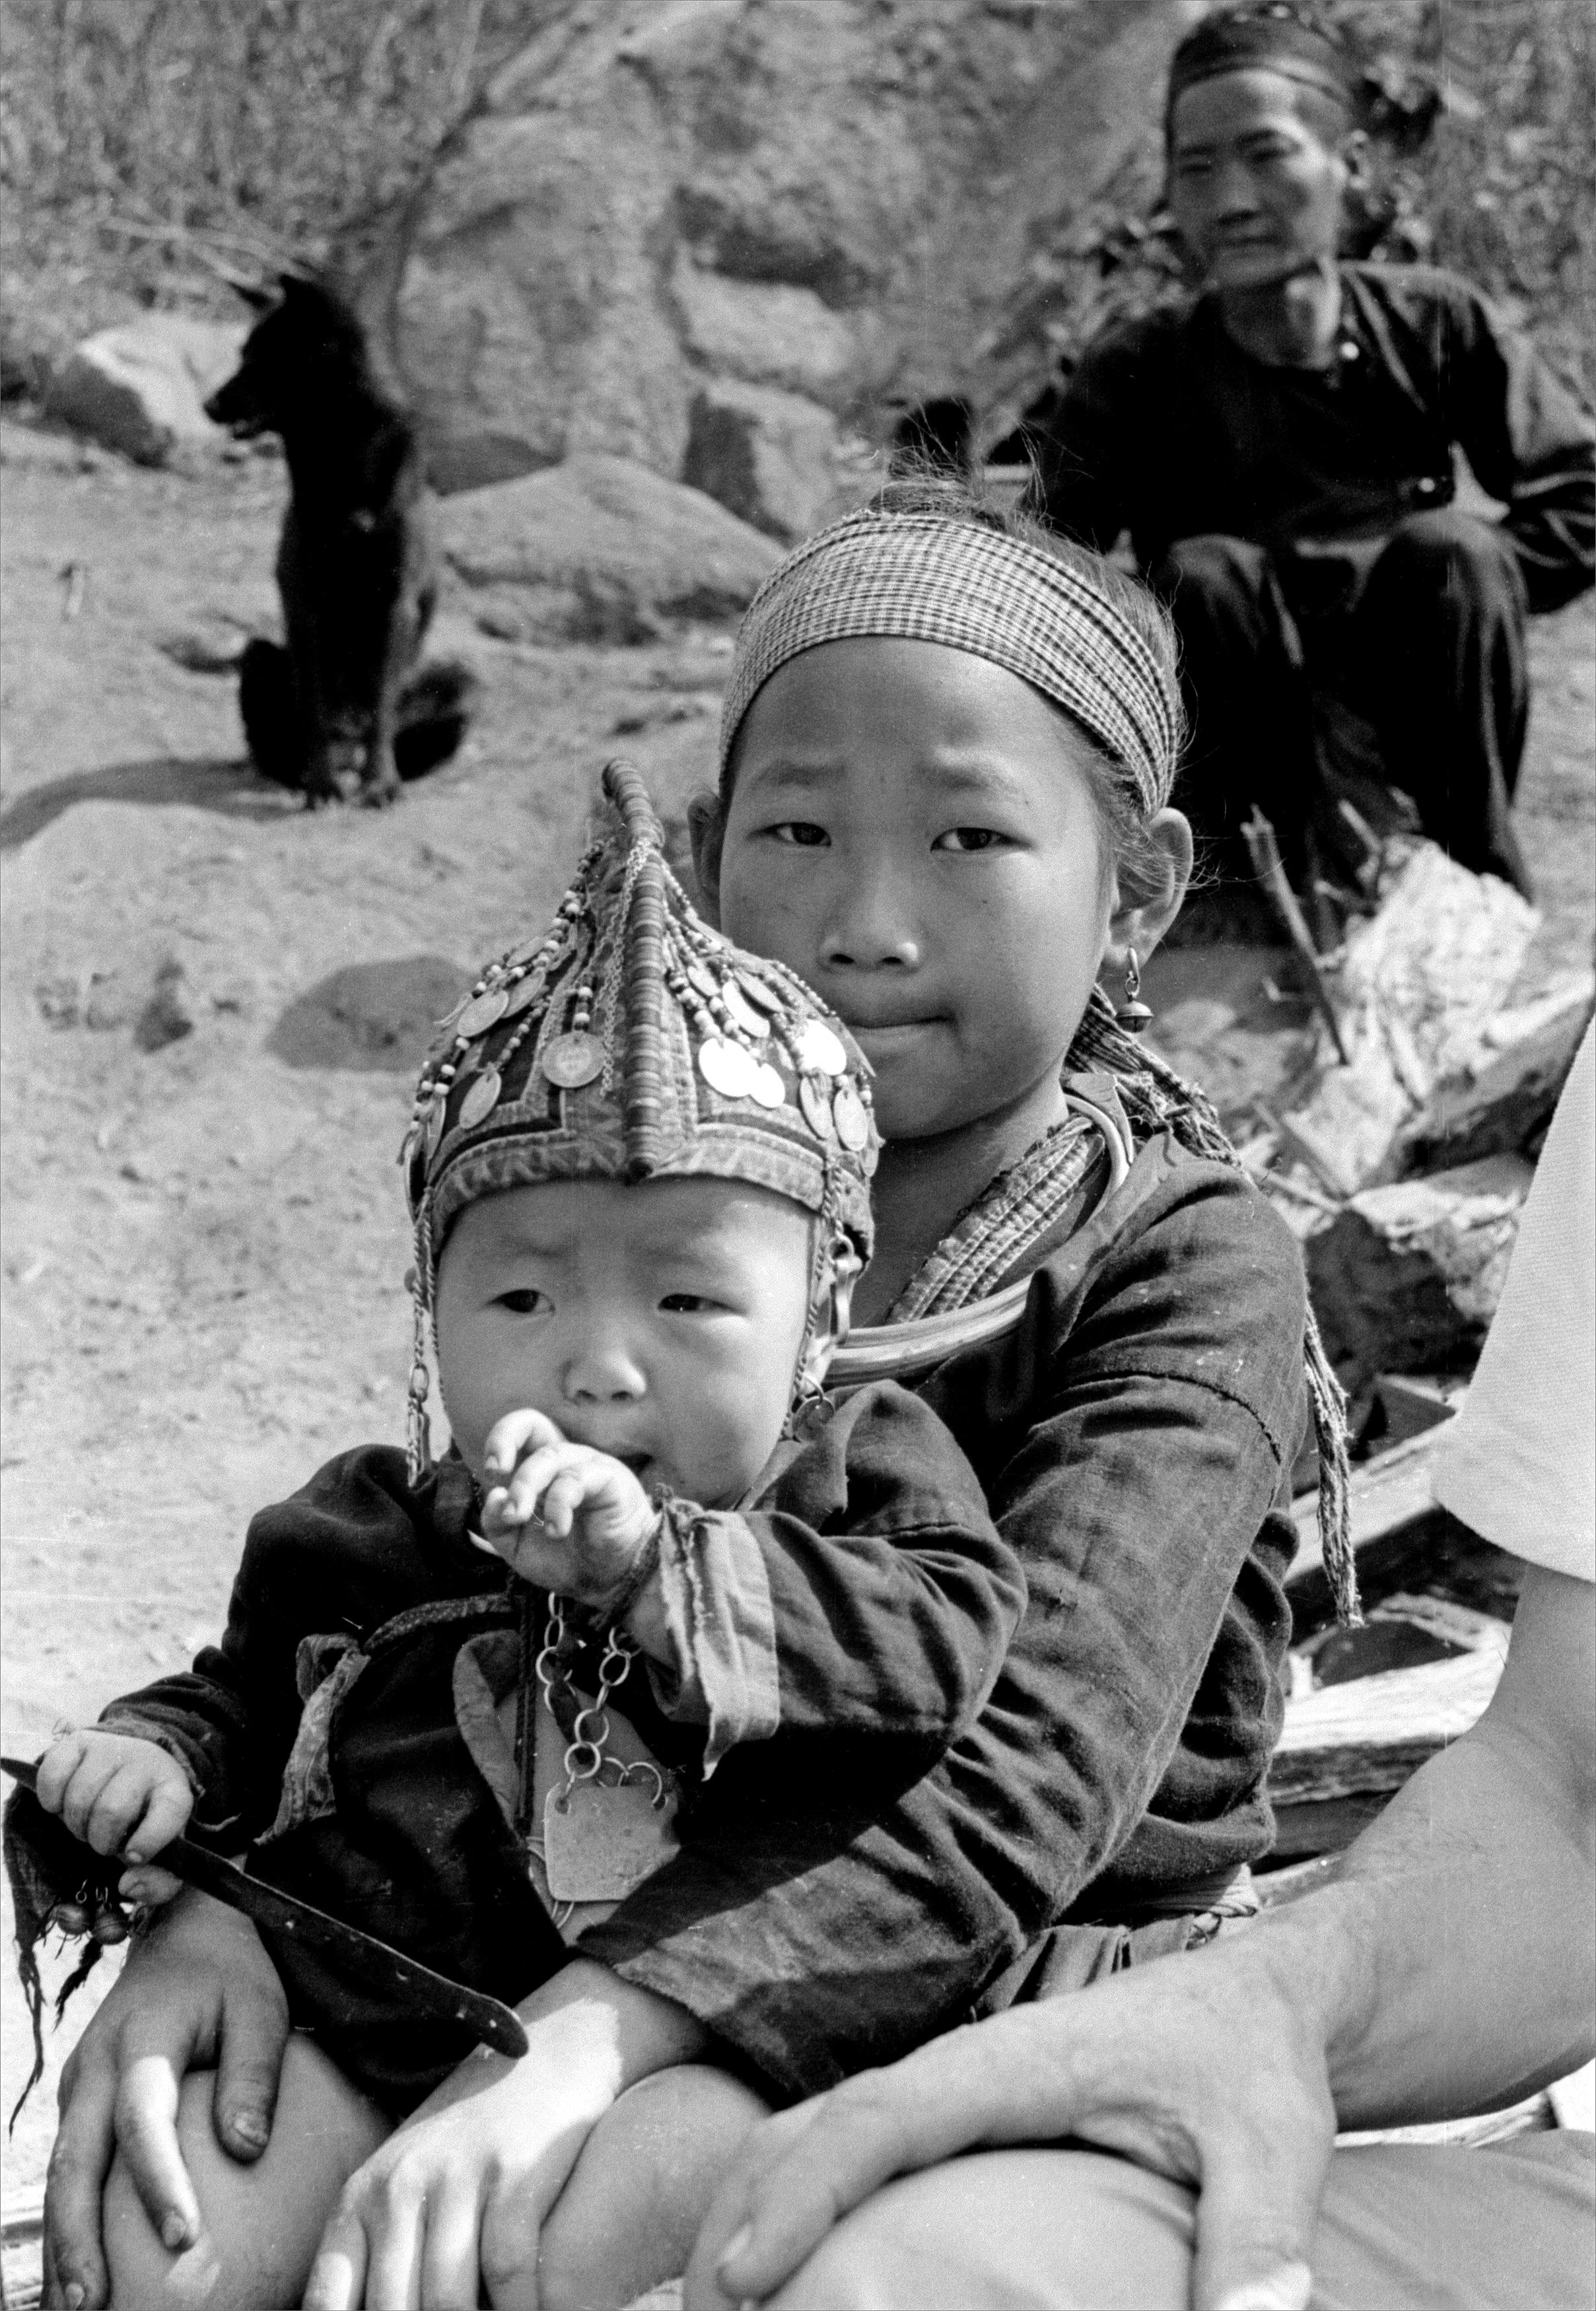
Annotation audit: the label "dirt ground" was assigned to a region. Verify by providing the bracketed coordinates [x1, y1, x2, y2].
[1, 417, 1591, 2195]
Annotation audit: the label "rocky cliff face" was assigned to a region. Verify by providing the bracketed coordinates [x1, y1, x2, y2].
[337, 0, 1192, 532]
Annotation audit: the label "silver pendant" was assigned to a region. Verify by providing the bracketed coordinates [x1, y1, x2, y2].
[543, 1779, 679, 1902]
[698, 1037, 758, 1099]
[541, 1031, 605, 1088]
[457, 988, 509, 1038]
[749, 1060, 786, 1109]
[795, 1019, 848, 1078]
[458, 1068, 502, 1128]
[832, 1080, 870, 1151]
[686, 960, 722, 1004]
[720, 982, 771, 1040]
[798, 1074, 835, 1140]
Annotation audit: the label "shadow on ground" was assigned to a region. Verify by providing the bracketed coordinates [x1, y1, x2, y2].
[0, 755, 293, 850]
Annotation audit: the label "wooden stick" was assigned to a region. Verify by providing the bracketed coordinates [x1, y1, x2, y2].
[1241, 808, 1351, 1065]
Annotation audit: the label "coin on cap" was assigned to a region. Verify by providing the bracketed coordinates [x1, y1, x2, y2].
[720, 982, 772, 1040]
[749, 1060, 786, 1109]
[503, 971, 543, 1018]
[457, 988, 509, 1039]
[458, 1069, 502, 1129]
[798, 1074, 835, 1140]
[832, 1081, 869, 1150]
[737, 972, 784, 1015]
[542, 1031, 605, 1088]
[699, 1037, 759, 1099]
[795, 1019, 848, 1078]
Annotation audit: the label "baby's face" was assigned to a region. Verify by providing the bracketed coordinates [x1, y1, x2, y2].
[433, 1177, 815, 1509]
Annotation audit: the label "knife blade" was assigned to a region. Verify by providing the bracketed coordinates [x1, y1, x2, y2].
[1, 1755, 529, 2059]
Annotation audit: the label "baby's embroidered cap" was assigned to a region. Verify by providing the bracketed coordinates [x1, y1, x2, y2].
[400, 761, 877, 1472]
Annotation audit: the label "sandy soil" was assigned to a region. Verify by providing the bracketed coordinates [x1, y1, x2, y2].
[1, 417, 1590, 2193]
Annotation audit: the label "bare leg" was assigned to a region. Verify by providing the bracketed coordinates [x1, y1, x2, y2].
[538, 2063, 771, 2311]
[102, 2034, 390, 2311]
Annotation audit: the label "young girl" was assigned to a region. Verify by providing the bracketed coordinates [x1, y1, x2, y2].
[34, 482, 1350, 2311]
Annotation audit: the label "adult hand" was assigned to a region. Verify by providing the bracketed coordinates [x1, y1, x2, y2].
[687, 1927, 1340, 2311]
[479, 1408, 658, 1609]
[303, 1960, 703, 2310]
[43, 1889, 289, 2311]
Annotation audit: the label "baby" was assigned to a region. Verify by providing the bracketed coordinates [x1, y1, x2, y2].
[15, 761, 1022, 2311]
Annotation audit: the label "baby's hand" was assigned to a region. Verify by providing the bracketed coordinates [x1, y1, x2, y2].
[480, 1408, 658, 1610]
[35, 1727, 193, 1867]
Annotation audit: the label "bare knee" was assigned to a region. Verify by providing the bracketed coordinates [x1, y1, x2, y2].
[539, 2063, 771, 2311]
[103, 2039, 389, 2311]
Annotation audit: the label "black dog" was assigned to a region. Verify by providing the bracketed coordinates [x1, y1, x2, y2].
[205, 275, 475, 806]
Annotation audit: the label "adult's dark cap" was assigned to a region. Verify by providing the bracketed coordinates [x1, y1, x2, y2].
[1165, 2, 1354, 133]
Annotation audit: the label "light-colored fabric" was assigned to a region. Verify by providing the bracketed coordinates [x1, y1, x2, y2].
[764, 2134, 1596, 2311]
[719, 506, 1182, 811]
[1432, 1023, 1595, 1580]
[653, 1501, 782, 1775]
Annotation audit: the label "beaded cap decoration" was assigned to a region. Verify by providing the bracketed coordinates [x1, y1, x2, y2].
[399, 761, 878, 1478]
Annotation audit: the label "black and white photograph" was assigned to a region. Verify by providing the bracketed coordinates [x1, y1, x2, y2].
[1, 3, 1591, 2305]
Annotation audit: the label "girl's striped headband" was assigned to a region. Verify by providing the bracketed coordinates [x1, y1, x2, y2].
[718, 506, 1182, 815]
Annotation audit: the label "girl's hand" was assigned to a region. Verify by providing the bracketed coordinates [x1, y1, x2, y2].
[479, 1408, 658, 1608]
[303, 1961, 705, 2310]
[35, 1727, 193, 1865]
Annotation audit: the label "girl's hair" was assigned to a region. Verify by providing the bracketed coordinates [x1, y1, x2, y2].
[721, 464, 1185, 911]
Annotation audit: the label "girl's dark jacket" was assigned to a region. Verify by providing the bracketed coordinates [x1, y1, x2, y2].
[13, 1135, 1305, 2110]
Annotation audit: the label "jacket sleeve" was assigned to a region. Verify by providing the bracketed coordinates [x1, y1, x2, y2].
[1444, 281, 1595, 612]
[644, 1383, 1026, 1774]
[582, 1157, 1304, 2096]
[81, 1447, 450, 1844]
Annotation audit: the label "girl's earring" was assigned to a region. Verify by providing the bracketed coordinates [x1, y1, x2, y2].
[1117, 948, 1154, 1035]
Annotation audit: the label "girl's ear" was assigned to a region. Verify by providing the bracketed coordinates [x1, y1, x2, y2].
[1106, 806, 1194, 969]
[687, 791, 726, 928]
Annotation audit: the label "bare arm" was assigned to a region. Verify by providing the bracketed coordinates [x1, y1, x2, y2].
[687, 1562, 1595, 2311]
[1314, 1562, 1594, 2122]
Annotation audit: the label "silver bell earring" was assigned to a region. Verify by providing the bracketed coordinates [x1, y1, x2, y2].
[1117, 948, 1154, 1035]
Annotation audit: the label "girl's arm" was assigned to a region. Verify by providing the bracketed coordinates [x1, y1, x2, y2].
[579, 1163, 1305, 2098]
[302, 1958, 706, 2311]
[632, 1381, 1027, 1774]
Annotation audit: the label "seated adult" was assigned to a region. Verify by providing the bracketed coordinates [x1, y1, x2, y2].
[685, 1023, 1595, 2310]
[1033, 0, 1595, 898]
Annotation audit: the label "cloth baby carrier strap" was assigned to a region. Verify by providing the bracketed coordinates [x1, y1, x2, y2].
[827, 1079, 1133, 1386]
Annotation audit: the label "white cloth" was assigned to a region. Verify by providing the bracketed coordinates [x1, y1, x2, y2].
[1432, 1022, 1595, 1580]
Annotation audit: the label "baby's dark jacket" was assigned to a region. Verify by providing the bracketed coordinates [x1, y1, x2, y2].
[26, 1380, 1022, 2109]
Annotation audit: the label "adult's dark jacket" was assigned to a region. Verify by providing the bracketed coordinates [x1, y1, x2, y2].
[1037, 262, 1593, 613]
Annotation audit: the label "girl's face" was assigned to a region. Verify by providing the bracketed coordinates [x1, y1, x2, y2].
[702, 638, 1117, 1143]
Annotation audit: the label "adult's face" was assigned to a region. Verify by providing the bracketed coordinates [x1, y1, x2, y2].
[1168, 67, 1351, 294]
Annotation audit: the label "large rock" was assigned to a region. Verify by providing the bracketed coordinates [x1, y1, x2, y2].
[436, 453, 782, 642]
[337, 0, 1189, 528]
[1306, 1152, 1534, 1395]
[44, 317, 247, 466]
